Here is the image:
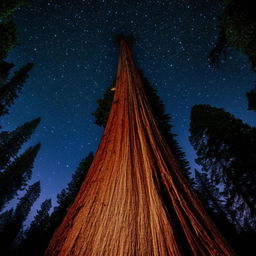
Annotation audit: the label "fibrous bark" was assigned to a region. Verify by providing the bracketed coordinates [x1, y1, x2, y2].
[45, 39, 234, 256]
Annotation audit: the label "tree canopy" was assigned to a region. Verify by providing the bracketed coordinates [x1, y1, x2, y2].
[190, 104, 256, 230]
[209, 0, 256, 71]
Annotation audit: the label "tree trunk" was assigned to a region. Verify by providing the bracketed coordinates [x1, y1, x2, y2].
[45, 38, 235, 256]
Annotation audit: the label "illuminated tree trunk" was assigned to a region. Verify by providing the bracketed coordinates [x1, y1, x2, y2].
[45, 39, 235, 256]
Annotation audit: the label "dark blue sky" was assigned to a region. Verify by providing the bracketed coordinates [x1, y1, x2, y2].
[1, 0, 255, 219]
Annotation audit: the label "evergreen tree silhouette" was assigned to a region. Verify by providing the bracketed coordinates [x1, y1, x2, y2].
[0, 181, 41, 254]
[0, 0, 27, 60]
[209, 0, 256, 71]
[190, 104, 256, 230]
[51, 153, 94, 227]
[35, 153, 94, 255]
[0, 2, 42, 254]
[0, 117, 41, 169]
[0, 143, 41, 211]
[0, 0, 33, 117]
[19, 199, 52, 256]
[0, 62, 34, 116]
[194, 169, 239, 244]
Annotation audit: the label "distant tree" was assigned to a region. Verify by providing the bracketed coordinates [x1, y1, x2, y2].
[34, 153, 94, 255]
[194, 169, 240, 226]
[92, 83, 114, 127]
[209, 1, 256, 71]
[0, 62, 34, 116]
[0, 21, 18, 61]
[0, 208, 14, 233]
[190, 104, 256, 230]
[0, 0, 33, 116]
[246, 87, 256, 111]
[0, 181, 41, 254]
[19, 199, 52, 256]
[208, 1, 256, 110]
[50, 152, 94, 228]
[0, 0, 27, 19]
[0, 2, 42, 254]
[0, 0, 27, 60]
[0, 61, 15, 81]
[0, 117, 41, 169]
[195, 169, 224, 216]
[0, 0, 33, 117]
[194, 169, 245, 254]
[92, 71, 193, 183]
[0, 143, 41, 211]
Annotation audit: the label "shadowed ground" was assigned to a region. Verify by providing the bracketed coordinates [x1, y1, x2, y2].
[45, 39, 234, 256]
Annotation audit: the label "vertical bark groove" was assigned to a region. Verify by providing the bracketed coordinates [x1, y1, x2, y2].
[45, 39, 235, 256]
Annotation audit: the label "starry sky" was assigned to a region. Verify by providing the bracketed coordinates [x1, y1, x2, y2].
[1, 0, 256, 218]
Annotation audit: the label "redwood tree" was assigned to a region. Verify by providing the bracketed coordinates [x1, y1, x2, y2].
[92, 71, 193, 184]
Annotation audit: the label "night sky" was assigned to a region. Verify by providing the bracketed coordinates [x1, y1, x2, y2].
[1, 0, 256, 219]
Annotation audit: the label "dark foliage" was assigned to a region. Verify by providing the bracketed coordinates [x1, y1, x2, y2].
[0, 0, 27, 61]
[0, 61, 15, 80]
[0, 2, 42, 255]
[246, 88, 256, 111]
[34, 153, 94, 255]
[0, 0, 26, 19]
[0, 143, 41, 211]
[92, 71, 193, 183]
[0, 62, 34, 116]
[190, 104, 256, 230]
[194, 169, 239, 243]
[209, 0, 256, 71]
[190, 105, 256, 255]
[54, 152, 94, 217]
[0, 21, 18, 61]
[92, 83, 115, 127]
[0, 208, 14, 232]
[51, 152, 93, 224]
[0, 117, 41, 169]
[0, 181, 41, 255]
[0, 0, 33, 117]
[18, 199, 52, 256]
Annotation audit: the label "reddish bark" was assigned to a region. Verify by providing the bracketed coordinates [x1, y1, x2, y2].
[45, 39, 235, 256]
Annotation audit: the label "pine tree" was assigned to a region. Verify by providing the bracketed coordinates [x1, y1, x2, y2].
[246, 88, 256, 111]
[57, 152, 94, 211]
[195, 170, 223, 215]
[32, 153, 94, 255]
[0, 117, 41, 169]
[0, 208, 14, 233]
[0, 61, 14, 81]
[0, 0, 27, 19]
[0, 143, 41, 211]
[0, 2, 42, 254]
[19, 199, 52, 256]
[92, 71, 193, 183]
[0, 21, 18, 61]
[194, 169, 240, 252]
[1, 181, 41, 254]
[0, 62, 33, 116]
[50, 152, 94, 231]
[0, 0, 27, 60]
[194, 169, 241, 228]
[209, 0, 256, 71]
[0, 0, 33, 116]
[190, 104, 256, 230]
